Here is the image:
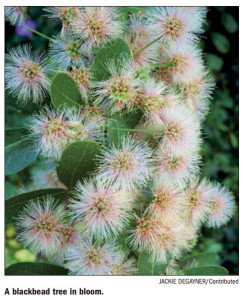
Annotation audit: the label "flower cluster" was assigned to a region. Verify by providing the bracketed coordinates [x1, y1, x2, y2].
[5, 6, 28, 26]
[5, 44, 50, 103]
[65, 235, 136, 275]
[29, 107, 102, 159]
[6, 6, 236, 276]
[15, 197, 76, 262]
[69, 179, 133, 239]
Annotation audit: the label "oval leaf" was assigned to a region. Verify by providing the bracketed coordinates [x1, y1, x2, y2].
[5, 127, 28, 146]
[221, 13, 238, 34]
[210, 32, 230, 54]
[5, 262, 68, 275]
[206, 53, 224, 71]
[137, 252, 168, 275]
[5, 188, 69, 224]
[183, 266, 228, 276]
[179, 252, 220, 269]
[5, 138, 37, 175]
[90, 38, 132, 81]
[50, 72, 81, 109]
[56, 141, 101, 189]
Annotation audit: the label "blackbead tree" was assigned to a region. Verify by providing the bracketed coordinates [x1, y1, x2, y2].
[5, 6, 236, 276]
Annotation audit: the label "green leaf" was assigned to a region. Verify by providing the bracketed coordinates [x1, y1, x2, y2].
[5, 182, 17, 199]
[114, 229, 132, 252]
[5, 138, 37, 175]
[56, 141, 101, 189]
[210, 32, 230, 54]
[123, 110, 143, 128]
[107, 110, 143, 148]
[179, 252, 220, 269]
[182, 266, 228, 276]
[90, 38, 132, 81]
[5, 188, 68, 224]
[205, 53, 224, 71]
[5, 92, 39, 114]
[50, 72, 81, 109]
[115, 234, 130, 252]
[107, 117, 128, 148]
[5, 262, 68, 275]
[229, 133, 238, 149]
[137, 252, 168, 275]
[221, 14, 238, 34]
[117, 7, 151, 22]
[119, 7, 148, 14]
[5, 127, 28, 146]
[216, 7, 226, 13]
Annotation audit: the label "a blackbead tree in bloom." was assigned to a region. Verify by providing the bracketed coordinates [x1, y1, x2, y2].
[5, 6, 236, 276]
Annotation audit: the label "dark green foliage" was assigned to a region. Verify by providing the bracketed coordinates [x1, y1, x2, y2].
[5, 262, 69, 275]
[5, 128, 28, 146]
[182, 266, 228, 276]
[5, 138, 37, 175]
[179, 252, 220, 269]
[107, 110, 143, 147]
[200, 6, 239, 275]
[56, 141, 101, 189]
[5, 92, 40, 114]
